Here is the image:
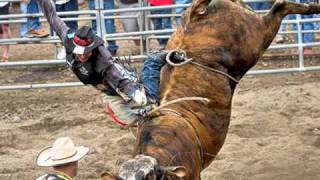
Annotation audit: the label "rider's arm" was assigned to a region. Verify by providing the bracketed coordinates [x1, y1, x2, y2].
[94, 45, 130, 89]
[35, 0, 69, 41]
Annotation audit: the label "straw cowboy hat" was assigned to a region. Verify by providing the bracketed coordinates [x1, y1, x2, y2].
[36, 137, 89, 167]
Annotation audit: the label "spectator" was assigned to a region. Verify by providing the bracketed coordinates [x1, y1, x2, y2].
[118, 0, 140, 47]
[54, 0, 79, 60]
[20, 1, 28, 37]
[175, 0, 191, 26]
[148, 0, 173, 48]
[26, 0, 49, 38]
[35, 137, 89, 180]
[88, 0, 119, 55]
[0, 1, 12, 62]
[55, 0, 78, 30]
[300, 0, 316, 54]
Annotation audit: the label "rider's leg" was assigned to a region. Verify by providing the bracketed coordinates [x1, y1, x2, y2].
[141, 51, 167, 104]
[104, 52, 167, 126]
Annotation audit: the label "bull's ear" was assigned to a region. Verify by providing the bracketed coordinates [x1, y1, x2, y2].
[101, 172, 122, 180]
[164, 166, 187, 178]
[189, 0, 211, 21]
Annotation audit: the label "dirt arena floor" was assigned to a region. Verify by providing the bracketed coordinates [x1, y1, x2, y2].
[1, 5, 320, 180]
[1, 66, 320, 180]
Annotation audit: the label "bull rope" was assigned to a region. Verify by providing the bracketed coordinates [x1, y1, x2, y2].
[147, 97, 210, 116]
[123, 97, 209, 129]
[165, 50, 239, 84]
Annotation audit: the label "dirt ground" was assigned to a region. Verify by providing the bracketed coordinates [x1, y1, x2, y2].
[1, 68, 320, 180]
[1, 5, 320, 180]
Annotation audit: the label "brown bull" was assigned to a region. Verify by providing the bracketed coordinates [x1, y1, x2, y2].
[103, 0, 320, 179]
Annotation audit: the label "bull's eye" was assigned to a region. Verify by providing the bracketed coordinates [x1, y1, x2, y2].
[198, 7, 207, 15]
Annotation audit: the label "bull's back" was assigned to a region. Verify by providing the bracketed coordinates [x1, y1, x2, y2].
[167, 0, 269, 67]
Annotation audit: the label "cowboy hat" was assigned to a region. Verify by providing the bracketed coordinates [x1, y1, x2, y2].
[65, 26, 104, 55]
[36, 137, 89, 167]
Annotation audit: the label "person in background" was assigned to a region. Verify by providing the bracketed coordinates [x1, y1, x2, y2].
[148, 0, 173, 48]
[175, 0, 191, 26]
[0, 1, 12, 62]
[118, 0, 140, 47]
[36, 137, 89, 180]
[55, 0, 78, 30]
[20, 1, 29, 37]
[88, 0, 119, 55]
[25, 0, 50, 38]
[54, 0, 79, 60]
[299, 0, 316, 54]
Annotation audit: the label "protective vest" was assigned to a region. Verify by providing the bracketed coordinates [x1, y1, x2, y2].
[64, 33, 103, 85]
[36, 173, 71, 180]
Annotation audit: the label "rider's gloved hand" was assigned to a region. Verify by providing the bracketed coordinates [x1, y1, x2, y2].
[121, 82, 148, 107]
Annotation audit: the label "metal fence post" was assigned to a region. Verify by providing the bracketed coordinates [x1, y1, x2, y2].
[296, 0, 305, 69]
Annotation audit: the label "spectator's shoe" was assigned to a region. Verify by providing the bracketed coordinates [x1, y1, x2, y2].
[275, 34, 285, 44]
[57, 48, 66, 60]
[0, 56, 9, 62]
[27, 28, 49, 38]
[303, 48, 314, 55]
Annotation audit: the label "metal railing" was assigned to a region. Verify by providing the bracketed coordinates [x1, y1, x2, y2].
[0, 0, 319, 90]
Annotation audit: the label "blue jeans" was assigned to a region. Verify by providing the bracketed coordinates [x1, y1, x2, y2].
[27, 0, 42, 30]
[151, 9, 173, 47]
[55, 0, 79, 31]
[88, 0, 118, 53]
[20, 2, 28, 37]
[175, 0, 191, 26]
[141, 52, 166, 103]
[247, 1, 272, 11]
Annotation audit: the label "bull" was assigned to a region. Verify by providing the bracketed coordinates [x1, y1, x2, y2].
[102, 0, 320, 179]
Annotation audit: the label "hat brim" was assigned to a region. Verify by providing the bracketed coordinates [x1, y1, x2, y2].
[36, 146, 89, 167]
[71, 35, 104, 55]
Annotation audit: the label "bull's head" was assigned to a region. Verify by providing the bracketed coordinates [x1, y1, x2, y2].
[101, 155, 187, 180]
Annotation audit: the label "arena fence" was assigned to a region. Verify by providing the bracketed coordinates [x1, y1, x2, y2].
[0, 0, 319, 90]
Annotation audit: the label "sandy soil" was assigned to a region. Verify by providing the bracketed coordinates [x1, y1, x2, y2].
[1, 4, 320, 180]
[0, 71, 320, 180]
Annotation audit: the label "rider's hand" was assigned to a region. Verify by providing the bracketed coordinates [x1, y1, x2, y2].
[120, 83, 148, 107]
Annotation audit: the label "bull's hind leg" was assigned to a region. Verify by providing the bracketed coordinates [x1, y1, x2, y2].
[271, 0, 320, 15]
[260, 0, 320, 49]
[265, 0, 320, 25]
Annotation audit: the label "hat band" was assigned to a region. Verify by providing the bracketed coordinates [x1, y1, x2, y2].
[51, 149, 78, 161]
[73, 36, 94, 46]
